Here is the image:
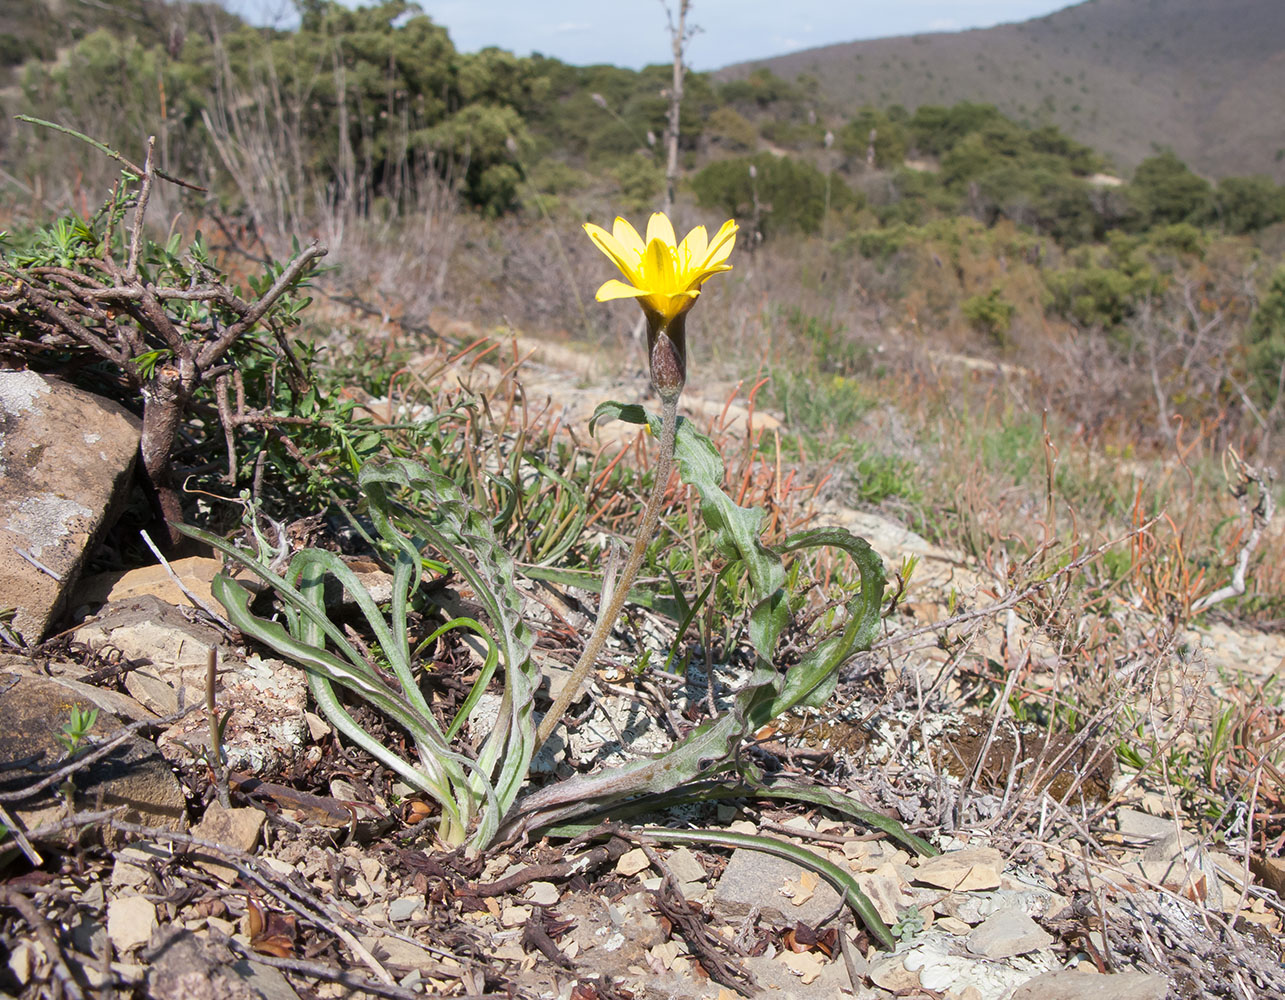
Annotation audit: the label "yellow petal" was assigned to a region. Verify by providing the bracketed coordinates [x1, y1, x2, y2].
[594, 278, 646, 302]
[612, 217, 646, 260]
[643, 238, 677, 295]
[702, 219, 739, 268]
[646, 212, 677, 249]
[583, 223, 638, 280]
[678, 225, 708, 270]
[686, 262, 732, 291]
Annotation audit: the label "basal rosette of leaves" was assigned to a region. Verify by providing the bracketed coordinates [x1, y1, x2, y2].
[186, 211, 932, 948]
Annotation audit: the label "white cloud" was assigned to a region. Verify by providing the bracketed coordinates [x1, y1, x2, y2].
[927, 18, 962, 31]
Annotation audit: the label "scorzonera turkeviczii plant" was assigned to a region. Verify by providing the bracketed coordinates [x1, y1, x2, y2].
[188, 211, 930, 945]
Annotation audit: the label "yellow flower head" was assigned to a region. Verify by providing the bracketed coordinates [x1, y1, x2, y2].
[583, 212, 738, 326]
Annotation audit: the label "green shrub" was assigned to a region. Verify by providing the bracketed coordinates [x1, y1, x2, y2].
[706, 106, 758, 151]
[1215, 175, 1285, 234]
[611, 155, 664, 214]
[962, 288, 1016, 343]
[1126, 151, 1214, 229]
[692, 154, 857, 236]
[853, 225, 914, 264]
[1246, 266, 1285, 408]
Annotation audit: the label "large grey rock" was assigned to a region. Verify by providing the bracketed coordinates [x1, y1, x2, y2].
[0, 372, 140, 642]
[0, 671, 186, 837]
[712, 847, 843, 926]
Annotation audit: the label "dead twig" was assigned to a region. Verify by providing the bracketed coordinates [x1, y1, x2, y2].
[468, 841, 625, 898]
[101, 818, 397, 987]
[0, 885, 87, 1000]
[1190, 449, 1276, 615]
[871, 516, 1161, 655]
[138, 529, 232, 628]
[637, 840, 759, 994]
[218, 932, 506, 1000]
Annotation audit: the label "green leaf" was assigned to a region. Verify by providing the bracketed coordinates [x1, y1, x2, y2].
[589, 401, 787, 662]
[639, 827, 895, 949]
[358, 459, 539, 844]
[503, 407, 889, 847]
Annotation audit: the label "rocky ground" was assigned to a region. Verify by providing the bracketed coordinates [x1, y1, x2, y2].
[2, 352, 1284, 1000]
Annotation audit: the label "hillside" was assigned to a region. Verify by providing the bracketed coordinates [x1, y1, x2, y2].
[716, 0, 1285, 182]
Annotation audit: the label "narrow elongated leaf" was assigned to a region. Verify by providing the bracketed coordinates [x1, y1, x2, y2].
[639, 827, 895, 950]
[357, 460, 538, 845]
[517, 564, 684, 620]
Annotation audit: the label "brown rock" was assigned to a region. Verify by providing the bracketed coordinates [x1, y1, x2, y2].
[0, 672, 186, 837]
[914, 847, 1004, 891]
[0, 659, 158, 723]
[0, 372, 141, 641]
[76, 557, 232, 613]
[1250, 854, 1285, 896]
[191, 800, 265, 883]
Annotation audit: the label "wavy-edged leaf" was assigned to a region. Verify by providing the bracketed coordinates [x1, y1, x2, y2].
[505, 409, 889, 843]
[766, 527, 887, 719]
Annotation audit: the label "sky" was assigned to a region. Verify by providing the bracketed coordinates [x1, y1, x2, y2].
[233, 1, 1077, 70]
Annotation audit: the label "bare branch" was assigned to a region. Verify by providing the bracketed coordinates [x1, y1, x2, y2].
[1189, 450, 1276, 614]
[196, 240, 326, 368]
[125, 137, 156, 282]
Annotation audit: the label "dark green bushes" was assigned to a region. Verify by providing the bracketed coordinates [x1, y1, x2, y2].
[692, 154, 858, 236]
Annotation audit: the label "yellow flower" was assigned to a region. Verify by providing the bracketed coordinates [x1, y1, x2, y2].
[583, 212, 737, 326]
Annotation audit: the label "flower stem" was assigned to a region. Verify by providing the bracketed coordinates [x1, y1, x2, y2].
[535, 396, 679, 749]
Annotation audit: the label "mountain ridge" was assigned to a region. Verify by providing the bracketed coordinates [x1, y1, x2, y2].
[715, 0, 1285, 182]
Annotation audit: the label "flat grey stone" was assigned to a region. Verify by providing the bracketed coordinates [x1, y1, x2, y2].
[1116, 808, 1180, 842]
[965, 907, 1054, 959]
[388, 895, 424, 922]
[0, 372, 141, 641]
[107, 896, 158, 953]
[665, 847, 707, 885]
[1009, 970, 1169, 1000]
[73, 596, 224, 686]
[712, 848, 843, 927]
[143, 925, 298, 1000]
[1133, 830, 1224, 910]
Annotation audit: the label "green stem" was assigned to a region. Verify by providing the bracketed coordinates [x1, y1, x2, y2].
[535, 395, 679, 748]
